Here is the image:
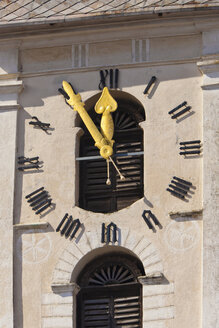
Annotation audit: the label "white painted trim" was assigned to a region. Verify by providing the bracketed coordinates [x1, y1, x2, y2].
[85, 43, 89, 67]
[139, 39, 143, 62]
[146, 38, 150, 61]
[72, 44, 75, 68]
[132, 39, 136, 63]
[78, 44, 82, 68]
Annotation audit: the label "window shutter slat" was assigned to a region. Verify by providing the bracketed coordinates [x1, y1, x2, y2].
[114, 295, 141, 327]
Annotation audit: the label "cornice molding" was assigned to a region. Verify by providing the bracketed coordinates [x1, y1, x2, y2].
[0, 80, 23, 95]
[13, 222, 49, 230]
[19, 57, 200, 79]
[169, 209, 203, 219]
[201, 82, 219, 90]
[138, 274, 170, 285]
[0, 80, 24, 111]
[0, 73, 19, 81]
[0, 104, 21, 111]
[197, 55, 219, 88]
[51, 282, 79, 293]
[197, 55, 219, 74]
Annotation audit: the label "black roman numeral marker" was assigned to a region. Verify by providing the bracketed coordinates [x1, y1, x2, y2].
[18, 156, 42, 171]
[167, 176, 193, 200]
[142, 210, 162, 231]
[168, 101, 191, 119]
[99, 70, 108, 90]
[60, 215, 73, 236]
[69, 219, 81, 240]
[101, 222, 118, 243]
[143, 76, 156, 95]
[110, 69, 114, 89]
[56, 213, 68, 232]
[29, 116, 50, 132]
[99, 69, 119, 90]
[179, 140, 201, 156]
[25, 187, 52, 215]
[58, 88, 70, 99]
[56, 214, 81, 240]
[115, 68, 119, 89]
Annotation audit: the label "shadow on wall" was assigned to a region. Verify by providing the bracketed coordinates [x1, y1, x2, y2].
[19, 62, 202, 108]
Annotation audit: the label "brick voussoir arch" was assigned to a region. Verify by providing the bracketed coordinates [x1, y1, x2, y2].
[52, 228, 163, 286]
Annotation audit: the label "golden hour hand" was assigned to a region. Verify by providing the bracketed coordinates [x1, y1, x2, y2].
[59, 81, 125, 183]
[59, 81, 113, 159]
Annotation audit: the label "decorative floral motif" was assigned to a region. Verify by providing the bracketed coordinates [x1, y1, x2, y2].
[164, 219, 200, 252]
[18, 231, 51, 264]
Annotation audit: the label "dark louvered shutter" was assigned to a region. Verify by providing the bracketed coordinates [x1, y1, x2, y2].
[77, 284, 142, 328]
[79, 105, 144, 213]
[82, 297, 110, 327]
[114, 129, 143, 211]
[114, 295, 141, 327]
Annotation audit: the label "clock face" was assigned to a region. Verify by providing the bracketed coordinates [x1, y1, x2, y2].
[17, 65, 202, 231]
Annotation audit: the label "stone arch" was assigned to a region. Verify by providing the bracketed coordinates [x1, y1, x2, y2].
[52, 227, 163, 286]
[74, 89, 146, 127]
[45, 229, 174, 328]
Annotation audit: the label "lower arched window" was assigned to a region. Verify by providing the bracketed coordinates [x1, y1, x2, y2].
[76, 254, 144, 327]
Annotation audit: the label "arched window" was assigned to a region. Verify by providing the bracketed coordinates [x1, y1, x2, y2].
[76, 253, 145, 327]
[79, 91, 145, 213]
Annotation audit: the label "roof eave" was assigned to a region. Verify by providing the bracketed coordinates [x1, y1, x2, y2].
[0, 6, 219, 37]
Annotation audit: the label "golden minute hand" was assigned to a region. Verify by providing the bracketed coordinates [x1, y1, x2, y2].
[95, 87, 117, 146]
[61, 81, 113, 159]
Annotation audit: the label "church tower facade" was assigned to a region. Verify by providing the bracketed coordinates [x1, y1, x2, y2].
[0, 1, 218, 327]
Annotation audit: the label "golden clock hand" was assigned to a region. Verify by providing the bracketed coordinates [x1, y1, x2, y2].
[106, 158, 111, 185]
[106, 157, 125, 185]
[61, 82, 125, 183]
[95, 87, 117, 146]
[109, 156, 125, 181]
[94, 88, 125, 181]
[61, 81, 113, 159]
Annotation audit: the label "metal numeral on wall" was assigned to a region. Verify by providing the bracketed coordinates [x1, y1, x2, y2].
[101, 222, 118, 243]
[179, 140, 202, 156]
[99, 69, 119, 90]
[166, 176, 194, 200]
[25, 187, 52, 215]
[29, 116, 50, 132]
[18, 156, 42, 171]
[56, 213, 81, 240]
[142, 210, 161, 231]
[143, 76, 156, 95]
[168, 101, 191, 119]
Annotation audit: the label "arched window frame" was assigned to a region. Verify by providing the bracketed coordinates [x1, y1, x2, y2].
[48, 233, 174, 328]
[76, 253, 145, 328]
[78, 90, 146, 213]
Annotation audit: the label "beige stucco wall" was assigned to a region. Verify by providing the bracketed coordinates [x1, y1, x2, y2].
[0, 12, 218, 328]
